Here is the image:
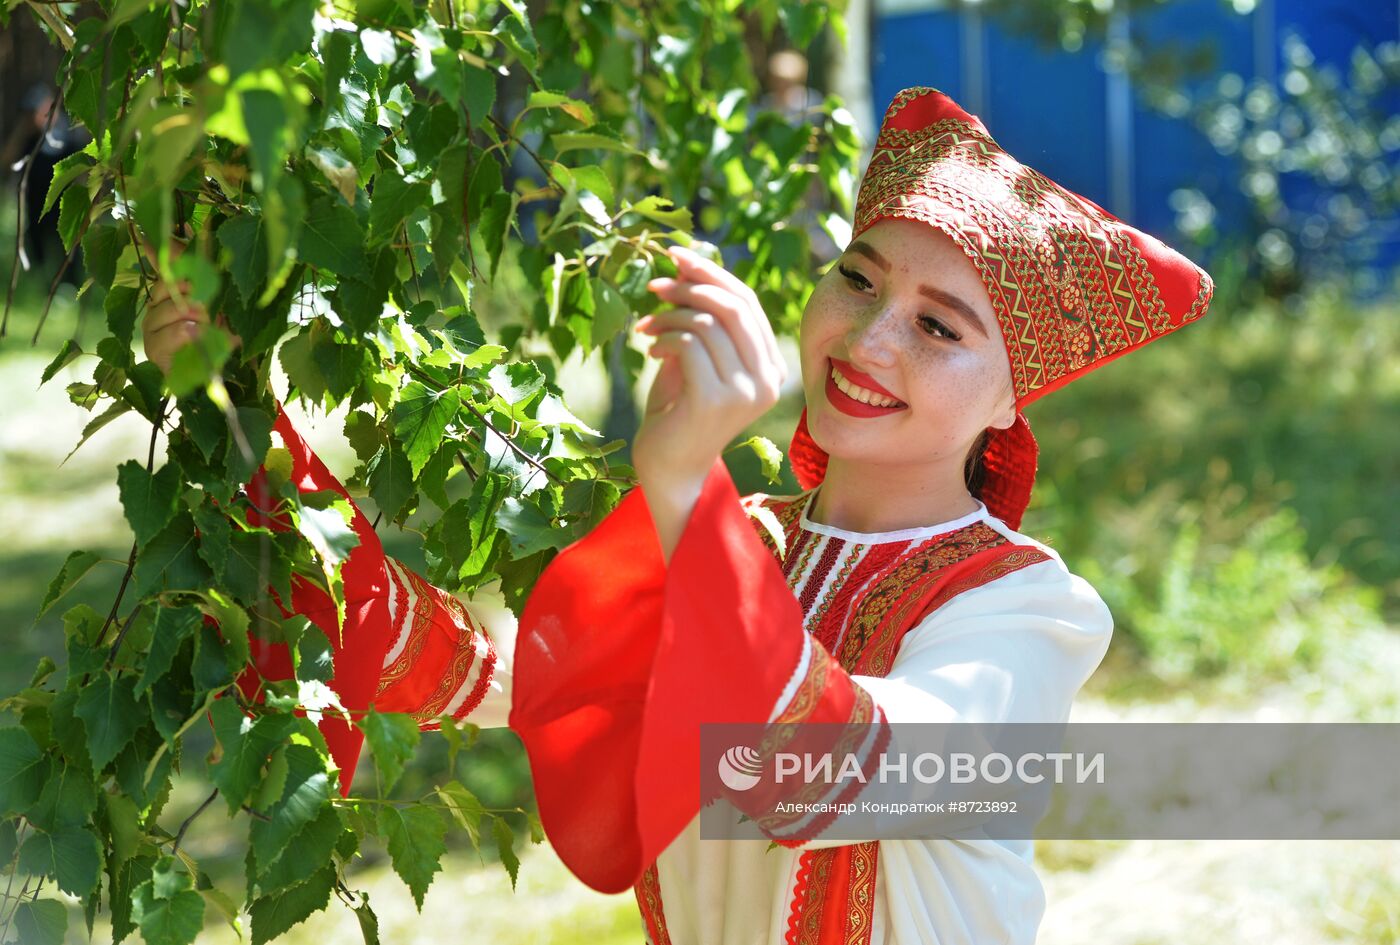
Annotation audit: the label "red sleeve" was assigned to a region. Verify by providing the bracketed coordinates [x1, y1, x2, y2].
[372, 557, 499, 728]
[508, 457, 875, 894]
[236, 406, 397, 796]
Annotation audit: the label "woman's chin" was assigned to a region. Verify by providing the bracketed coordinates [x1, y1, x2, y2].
[808, 404, 903, 455]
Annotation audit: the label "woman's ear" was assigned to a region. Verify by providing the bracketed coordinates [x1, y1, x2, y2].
[989, 388, 1018, 431]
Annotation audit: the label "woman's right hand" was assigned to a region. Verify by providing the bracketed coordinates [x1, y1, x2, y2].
[630, 245, 787, 559]
[633, 246, 786, 483]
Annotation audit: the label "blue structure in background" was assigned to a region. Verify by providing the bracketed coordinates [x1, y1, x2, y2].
[868, 0, 1400, 279]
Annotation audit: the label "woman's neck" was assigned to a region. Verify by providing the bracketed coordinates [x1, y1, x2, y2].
[807, 455, 982, 534]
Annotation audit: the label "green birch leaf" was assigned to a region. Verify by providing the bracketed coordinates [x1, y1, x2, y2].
[40, 339, 82, 384]
[132, 859, 205, 945]
[486, 361, 546, 407]
[736, 434, 783, 485]
[74, 673, 142, 775]
[256, 803, 343, 896]
[292, 622, 335, 683]
[0, 820, 19, 865]
[297, 194, 367, 276]
[61, 398, 133, 463]
[368, 172, 431, 247]
[462, 63, 497, 120]
[434, 780, 483, 848]
[164, 328, 233, 399]
[378, 805, 446, 910]
[310, 332, 374, 401]
[136, 606, 202, 695]
[251, 745, 290, 814]
[458, 472, 509, 585]
[42, 150, 94, 217]
[218, 0, 316, 78]
[191, 502, 232, 581]
[493, 815, 520, 890]
[550, 130, 641, 156]
[208, 697, 295, 814]
[192, 621, 236, 690]
[37, 550, 101, 619]
[82, 223, 124, 295]
[591, 277, 631, 349]
[18, 825, 102, 897]
[250, 743, 333, 869]
[296, 499, 360, 571]
[117, 459, 183, 549]
[496, 0, 537, 74]
[404, 102, 458, 166]
[224, 528, 292, 604]
[249, 863, 335, 945]
[308, 146, 358, 204]
[58, 180, 92, 254]
[132, 511, 212, 598]
[465, 149, 501, 222]
[0, 727, 48, 816]
[570, 164, 615, 208]
[630, 191, 694, 229]
[101, 792, 142, 871]
[460, 343, 508, 370]
[496, 495, 567, 558]
[367, 441, 414, 522]
[243, 86, 293, 192]
[29, 758, 98, 831]
[353, 892, 381, 945]
[12, 899, 67, 945]
[48, 685, 91, 771]
[62, 604, 104, 679]
[110, 854, 156, 944]
[478, 191, 514, 281]
[392, 382, 460, 477]
[217, 212, 270, 302]
[358, 709, 419, 794]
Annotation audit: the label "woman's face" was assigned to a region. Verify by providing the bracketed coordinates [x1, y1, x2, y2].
[798, 217, 1017, 474]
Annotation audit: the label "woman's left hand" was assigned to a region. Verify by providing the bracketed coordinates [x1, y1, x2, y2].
[137, 236, 242, 375]
[632, 245, 788, 493]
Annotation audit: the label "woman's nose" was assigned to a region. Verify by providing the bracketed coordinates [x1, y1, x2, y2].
[845, 307, 900, 369]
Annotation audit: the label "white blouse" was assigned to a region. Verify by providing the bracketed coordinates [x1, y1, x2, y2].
[648, 493, 1114, 945]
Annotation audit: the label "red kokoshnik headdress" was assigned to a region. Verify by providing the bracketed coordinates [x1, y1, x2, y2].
[788, 87, 1216, 530]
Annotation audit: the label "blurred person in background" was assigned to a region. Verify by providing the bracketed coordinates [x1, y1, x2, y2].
[2, 84, 89, 279]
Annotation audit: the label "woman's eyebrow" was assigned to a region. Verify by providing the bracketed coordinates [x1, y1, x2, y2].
[847, 240, 990, 338]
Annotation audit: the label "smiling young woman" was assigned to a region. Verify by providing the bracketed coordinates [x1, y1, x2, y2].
[799, 218, 1018, 535]
[508, 86, 1215, 945]
[140, 84, 1211, 945]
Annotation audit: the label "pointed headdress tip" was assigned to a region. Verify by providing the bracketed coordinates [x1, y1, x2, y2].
[877, 86, 990, 138]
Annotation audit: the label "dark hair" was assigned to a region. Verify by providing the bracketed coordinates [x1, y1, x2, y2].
[963, 428, 991, 499]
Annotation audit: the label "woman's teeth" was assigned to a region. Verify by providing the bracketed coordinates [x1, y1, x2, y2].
[831, 365, 904, 408]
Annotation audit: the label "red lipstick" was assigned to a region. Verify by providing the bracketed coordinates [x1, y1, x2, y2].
[824, 358, 908, 418]
[829, 358, 901, 401]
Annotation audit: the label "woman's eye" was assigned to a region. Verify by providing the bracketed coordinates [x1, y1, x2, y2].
[839, 263, 961, 342]
[919, 316, 959, 341]
[837, 263, 870, 290]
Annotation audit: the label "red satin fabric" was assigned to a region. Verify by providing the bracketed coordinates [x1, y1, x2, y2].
[509, 456, 807, 894]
